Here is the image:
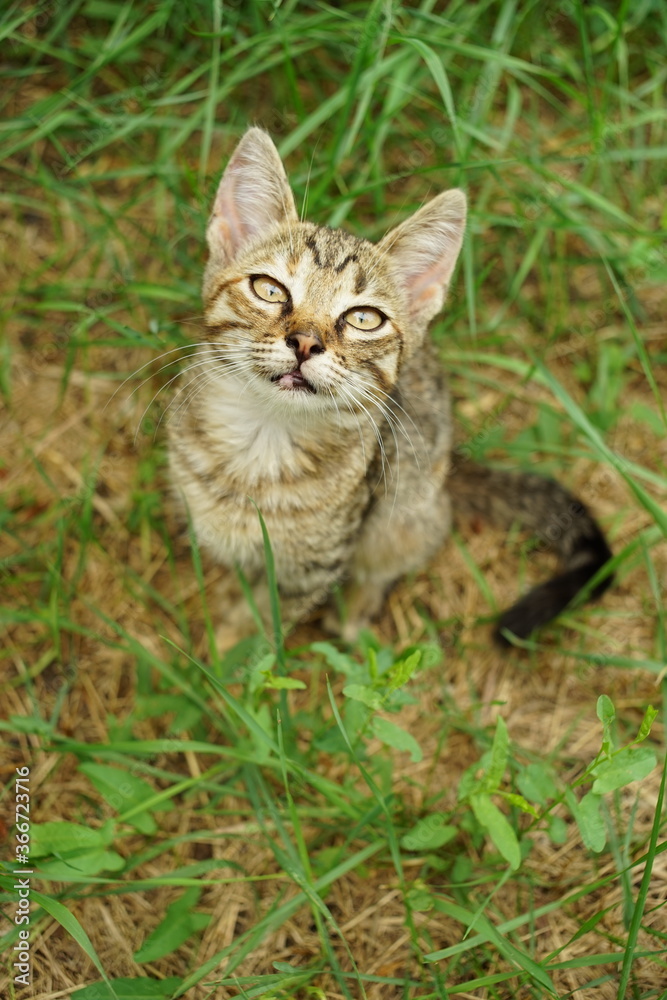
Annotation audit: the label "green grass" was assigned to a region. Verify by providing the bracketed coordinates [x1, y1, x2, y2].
[1, 1, 666, 998]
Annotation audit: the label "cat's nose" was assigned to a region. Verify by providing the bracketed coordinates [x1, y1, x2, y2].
[285, 331, 325, 364]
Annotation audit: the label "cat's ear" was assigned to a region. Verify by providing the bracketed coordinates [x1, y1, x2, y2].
[380, 189, 466, 323]
[207, 128, 298, 263]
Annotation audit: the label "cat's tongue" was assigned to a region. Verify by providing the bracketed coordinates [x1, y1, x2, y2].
[276, 370, 315, 393]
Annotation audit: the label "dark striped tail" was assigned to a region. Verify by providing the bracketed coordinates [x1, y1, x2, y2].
[447, 461, 613, 643]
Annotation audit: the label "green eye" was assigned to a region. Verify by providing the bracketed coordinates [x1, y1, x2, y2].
[344, 307, 385, 331]
[251, 275, 289, 303]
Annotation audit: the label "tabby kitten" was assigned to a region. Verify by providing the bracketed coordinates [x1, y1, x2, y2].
[168, 127, 612, 645]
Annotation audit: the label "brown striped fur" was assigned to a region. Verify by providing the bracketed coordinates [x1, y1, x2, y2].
[168, 128, 612, 646]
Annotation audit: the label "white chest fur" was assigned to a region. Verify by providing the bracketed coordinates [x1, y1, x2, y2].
[201, 390, 301, 486]
[171, 368, 378, 575]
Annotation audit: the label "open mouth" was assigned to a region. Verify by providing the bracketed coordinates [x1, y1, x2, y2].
[271, 369, 317, 393]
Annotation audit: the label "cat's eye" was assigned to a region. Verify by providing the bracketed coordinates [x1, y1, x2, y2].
[251, 275, 289, 303]
[344, 307, 385, 331]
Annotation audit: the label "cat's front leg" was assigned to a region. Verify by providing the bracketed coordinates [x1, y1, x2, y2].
[337, 481, 453, 640]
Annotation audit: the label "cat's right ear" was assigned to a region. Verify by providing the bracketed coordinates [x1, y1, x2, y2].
[207, 128, 298, 264]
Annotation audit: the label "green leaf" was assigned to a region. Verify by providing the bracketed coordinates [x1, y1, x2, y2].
[592, 746, 657, 794]
[470, 793, 521, 869]
[406, 886, 435, 911]
[387, 649, 422, 691]
[371, 716, 422, 762]
[516, 762, 557, 805]
[548, 815, 568, 844]
[342, 683, 383, 710]
[412, 643, 442, 671]
[401, 814, 457, 851]
[73, 978, 183, 1000]
[30, 821, 116, 858]
[37, 849, 125, 879]
[635, 704, 658, 743]
[367, 645, 379, 682]
[458, 750, 491, 801]
[566, 788, 606, 853]
[260, 673, 307, 690]
[135, 693, 189, 718]
[482, 716, 509, 792]
[242, 703, 274, 764]
[134, 888, 211, 963]
[247, 652, 277, 694]
[310, 641, 357, 675]
[79, 763, 159, 833]
[596, 694, 616, 754]
[499, 792, 539, 818]
[8, 714, 53, 735]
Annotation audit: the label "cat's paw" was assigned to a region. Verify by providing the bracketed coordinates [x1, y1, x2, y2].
[339, 618, 368, 643]
[321, 606, 342, 636]
[321, 607, 369, 644]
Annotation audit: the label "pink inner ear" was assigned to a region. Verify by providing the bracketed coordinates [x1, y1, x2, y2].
[398, 244, 461, 319]
[381, 189, 466, 318]
[407, 257, 452, 300]
[211, 177, 247, 256]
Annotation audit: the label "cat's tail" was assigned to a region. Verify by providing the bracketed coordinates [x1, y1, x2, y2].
[447, 460, 613, 643]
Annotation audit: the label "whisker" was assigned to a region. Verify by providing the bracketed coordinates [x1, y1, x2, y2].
[355, 374, 424, 444]
[166, 369, 232, 431]
[165, 354, 259, 431]
[352, 382, 418, 470]
[332, 385, 367, 471]
[150, 356, 245, 437]
[105, 342, 220, 411]
[136, 355, 229, 443]
[335, 380, 391, 497]
[331, 362, 423, 472]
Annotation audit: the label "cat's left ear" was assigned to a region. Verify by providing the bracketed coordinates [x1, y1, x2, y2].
[207, 127, 298, 264]
[380, 189, 466, 323]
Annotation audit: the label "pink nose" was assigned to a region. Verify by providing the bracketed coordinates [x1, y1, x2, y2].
[286, 332, 324, 364]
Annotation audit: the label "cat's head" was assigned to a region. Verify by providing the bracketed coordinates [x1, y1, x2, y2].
[201, 127, 465, 415]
